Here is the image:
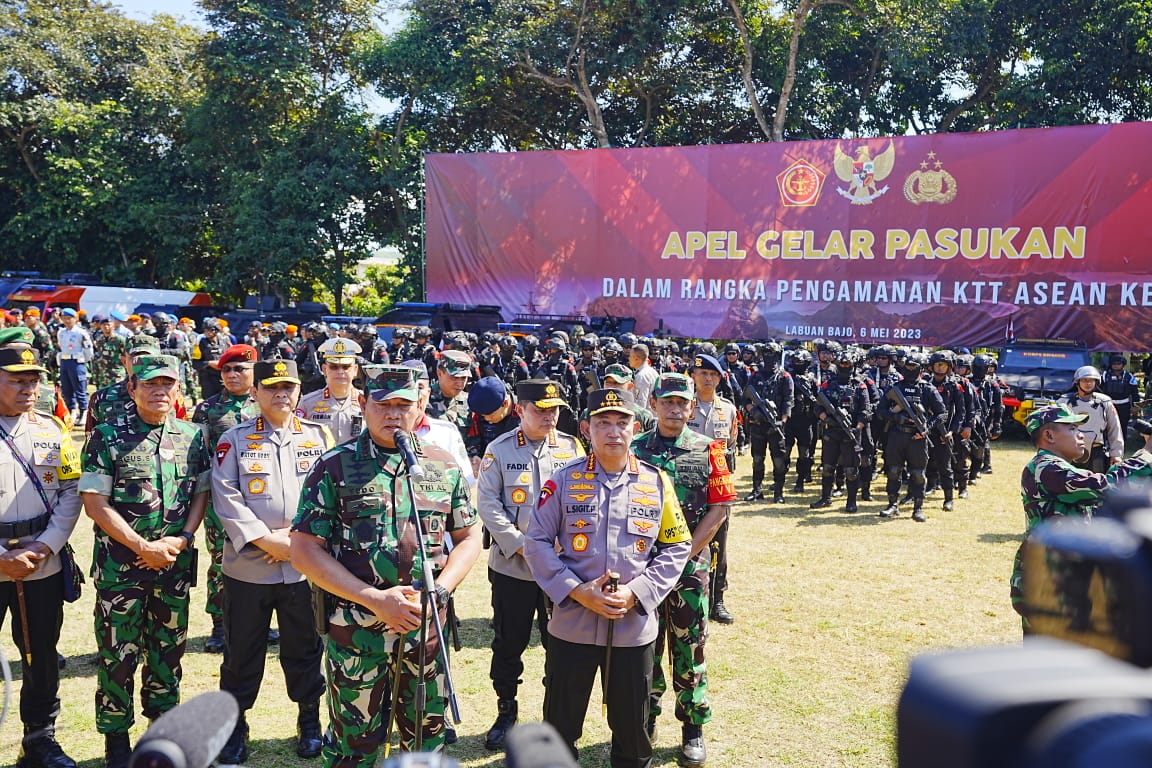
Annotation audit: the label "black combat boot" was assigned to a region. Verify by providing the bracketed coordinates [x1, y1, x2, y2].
[217, 717, 249, 765]
[942, 490, 954, 512]
[879, 498, 899, 518]
[809, 477, 834, 509]
[844, 481, 859, 513]
[771, 483, 785, 504]
[792, 478, 805, 493]
[680, 724, 707, 767]
[743, 487, 764, 502]
[912, 501, 927, 522]
[710, 600, 734, 625]
[296, 701, 323, 758]
[18, 721, 76, 768]
[205, 616, 225, 653]
[485, 698, 518, 751]
[103, 733, 131, 768]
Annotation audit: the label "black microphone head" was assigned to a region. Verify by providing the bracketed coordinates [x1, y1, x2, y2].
[393, 430, 426, 479]
[129, 691, 238, 768]
[393, 429, 414, 450]
[505, 722, 579, 768]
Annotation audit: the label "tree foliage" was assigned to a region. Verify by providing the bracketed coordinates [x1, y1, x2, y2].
[1, 0, 1150, 307]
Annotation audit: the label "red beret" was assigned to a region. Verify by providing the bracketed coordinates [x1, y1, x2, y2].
[211, 344, 258, 369]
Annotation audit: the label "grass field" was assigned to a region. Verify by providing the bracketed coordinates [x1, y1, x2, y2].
[0, 437, 1039, 767]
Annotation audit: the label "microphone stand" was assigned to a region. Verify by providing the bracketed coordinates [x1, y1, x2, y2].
[399, 447, 461, 752]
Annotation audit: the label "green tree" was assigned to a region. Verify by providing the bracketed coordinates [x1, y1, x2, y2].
[188, 0, 380, 311]
[0, 0, 205, 283]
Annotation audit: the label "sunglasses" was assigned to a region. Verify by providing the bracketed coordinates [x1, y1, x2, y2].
[221, 364, 253, 373]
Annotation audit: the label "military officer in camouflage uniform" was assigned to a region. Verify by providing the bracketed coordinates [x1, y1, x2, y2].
[80, 355, 211, 768]
[291, 366, 482, 764]
[1012, 404, 1152, 632]
[85, 334, 162, 433]
[211, 359, 334, 763]
[191, 344, 260, 653]
[92, 317, 127, 389]
[524, 388, 692, 768]
[297, 337, 363, 445]
[0, 346, 83, 768]
[685, 354, 738, 625]
[632, 373, 736, 768]
[427, 349, 472, 437]
[475, 379, 584, 751]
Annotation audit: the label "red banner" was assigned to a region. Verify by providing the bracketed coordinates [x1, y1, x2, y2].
[425, 123, 1152, 349]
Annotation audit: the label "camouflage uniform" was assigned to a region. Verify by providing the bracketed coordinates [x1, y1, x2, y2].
[92, 331, 127, 389]
[427, 382, 470, 432]
[191, 390, 259, 618]
[292, 430, 477, 764]
[79, 412, 211, 734]
[86, 335, 163, 433]
[632, 426, 736, 728]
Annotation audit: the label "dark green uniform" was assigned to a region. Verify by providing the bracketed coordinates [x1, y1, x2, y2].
[79, 414, 211, 734]
[632, 428, 736, 728]
[292, 431, 477, 764]
[191, 390, 259, 618]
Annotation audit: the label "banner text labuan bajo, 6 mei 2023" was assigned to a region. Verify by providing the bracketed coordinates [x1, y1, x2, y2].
[425, 122, 1152, 349]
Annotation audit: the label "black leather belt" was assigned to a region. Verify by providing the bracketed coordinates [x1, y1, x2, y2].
[0, 512, 51, 540]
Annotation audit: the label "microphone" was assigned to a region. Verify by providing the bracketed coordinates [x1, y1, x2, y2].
[393, 430, 426, 479]
[129, 691, 239, 768]
[504, 722, 579, 768]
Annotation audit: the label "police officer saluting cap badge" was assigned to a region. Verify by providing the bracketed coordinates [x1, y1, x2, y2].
[476, 379, 585, 750]
[296, 337, 364, 445]
[211, 358, 335, 763]
[0, 346, 83, 768]
[525, 388, 692, 768]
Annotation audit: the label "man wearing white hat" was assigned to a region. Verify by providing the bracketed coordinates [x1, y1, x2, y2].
[295, 337, 364, 444]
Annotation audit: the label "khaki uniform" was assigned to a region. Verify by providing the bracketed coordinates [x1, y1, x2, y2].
[297, 386, 363, 445]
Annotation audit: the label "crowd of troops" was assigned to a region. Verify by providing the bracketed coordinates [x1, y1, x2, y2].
[4, 304, 1151, 768]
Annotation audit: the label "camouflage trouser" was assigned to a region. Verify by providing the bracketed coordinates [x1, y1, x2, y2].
[322, 619, 446, 766]
[204, 502, 225, 617]
[652, 552, 711, 726]
[94, 575, 191, 734]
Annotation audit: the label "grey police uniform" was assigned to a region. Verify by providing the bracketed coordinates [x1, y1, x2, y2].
[210, 413, 333, 716]
[477, 427, 584, 704]
[297, 386, 363, 445]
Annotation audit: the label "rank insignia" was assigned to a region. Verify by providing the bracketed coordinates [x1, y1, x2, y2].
[636, 539, 648, 553]
[584, 473, 596, 480]
[249, 462, 263, 472]
[568, 492, 594, 502]
[248, 442, 263, 450]
[245, 433, 263, 440]
[570, 482, 594, 491]
[300, 441, 318, 449]
[571, 471, 583, 479]
[43, 471, 55, 484]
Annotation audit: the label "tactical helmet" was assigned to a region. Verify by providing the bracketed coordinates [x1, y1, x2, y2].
[203, 318, 222, 331]
[724, 343, 740, 354]
[928, 350, 955, 367]
[522, 334, 539, 348]
[955, 354, 974, 369]
[823, 340, 843, 356]
[550, 330, 569, 345]
[619, 332, 638, 347]
[499, 335, 519, 350]
[1074, 365, 1102, 382]
[544, 337, 566, 353]
[580, 334, 599, 349]
[152, 312, 172, 325]
[603, 339, 622, 355]
[904, 352, 929, 369]
[971, 354, 994, 375]
[791, 349, 813, 367]
[835, 347, 858, 367]
[1109, 353, 1127, 366]
[481, 331, 498, 345]
[876, 344, 896, 358]
[764, 341, 783, 357]
[697, 341, 718, 357]
[393, 327, 410, 339]
[666, 341, 680, 354]
[415, 326, 431, 338]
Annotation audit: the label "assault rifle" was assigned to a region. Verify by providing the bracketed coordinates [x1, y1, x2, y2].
[815, 388, 863, 454]
[885, 386, 949, 442]
[743, 384, 784, 437]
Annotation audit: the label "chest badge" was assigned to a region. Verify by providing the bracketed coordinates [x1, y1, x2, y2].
[572, 533, 589, 552]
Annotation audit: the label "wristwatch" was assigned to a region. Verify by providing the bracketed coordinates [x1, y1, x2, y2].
[178, 531, 195, 549]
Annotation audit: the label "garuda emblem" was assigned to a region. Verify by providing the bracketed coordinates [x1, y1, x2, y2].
[834, 142, 896, 205]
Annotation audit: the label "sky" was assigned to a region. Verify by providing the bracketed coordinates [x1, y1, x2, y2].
[115, 0, 205, 25]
